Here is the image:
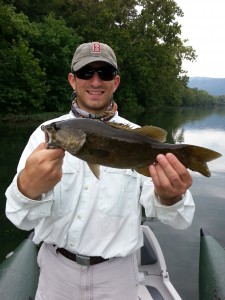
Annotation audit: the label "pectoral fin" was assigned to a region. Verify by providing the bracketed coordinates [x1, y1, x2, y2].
[87, 163, 100, 179]
[68, 130, 87, 155]
[134, 165, 151, 177]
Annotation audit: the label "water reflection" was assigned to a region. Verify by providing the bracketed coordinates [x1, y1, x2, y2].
[174, 129, 225, 173]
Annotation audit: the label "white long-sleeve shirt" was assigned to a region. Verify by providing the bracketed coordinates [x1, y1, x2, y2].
[5, 111, 195, 258]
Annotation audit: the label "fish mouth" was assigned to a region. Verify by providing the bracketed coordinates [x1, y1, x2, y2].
[44, 131, 50, 143]
[44, 131, 56, 149]
[41, 125, 51, 144]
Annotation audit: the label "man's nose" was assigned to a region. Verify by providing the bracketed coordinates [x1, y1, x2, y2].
[89, 71, 102, 83]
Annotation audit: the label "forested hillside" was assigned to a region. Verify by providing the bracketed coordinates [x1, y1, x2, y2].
[1, 0, 225, 114]
[188, 77, 225, 96]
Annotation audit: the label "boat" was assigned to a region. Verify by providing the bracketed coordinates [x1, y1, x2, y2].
[0, 225, 182, 300]
[199, 228, 225, 300]
[0, 232, 39, 300]
[137, 225, 182, 300]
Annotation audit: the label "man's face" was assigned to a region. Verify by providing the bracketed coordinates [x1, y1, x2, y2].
[68, 62, 120, 114]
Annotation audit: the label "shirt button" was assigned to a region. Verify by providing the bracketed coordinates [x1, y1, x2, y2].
[70, 242, 75, 247]
[83, 186, 88, 190]
[77, 215, 82, 219]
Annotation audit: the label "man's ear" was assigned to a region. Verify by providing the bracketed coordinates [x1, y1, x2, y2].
[68, 73, 76, 90]
[113, 75, 120, 93]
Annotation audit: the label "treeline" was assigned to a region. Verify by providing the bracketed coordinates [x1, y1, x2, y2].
[0, 0, 224, 114]
[181, 87, 225, 107]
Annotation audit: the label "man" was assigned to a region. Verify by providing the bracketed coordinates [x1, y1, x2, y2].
[5, 42, 195, 300]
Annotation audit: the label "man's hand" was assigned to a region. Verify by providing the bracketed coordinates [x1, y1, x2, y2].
[149, 153, 192, 206]
[18, 143, 65, 200]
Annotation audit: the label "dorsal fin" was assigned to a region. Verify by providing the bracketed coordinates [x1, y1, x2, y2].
[133, 126, 167, 142]
[106, 122, 167, 143]
[106, 122, 134, 130]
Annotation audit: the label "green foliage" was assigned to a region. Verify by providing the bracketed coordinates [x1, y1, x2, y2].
[0, 1, 48, 113]
[181, 87, 196, 106]
[1, 0, 222, 114]
[29, 14, 82, 111]
[215, 95, 225, 105]
[0, 1, 81, 113]
[180, 86, 224, 107]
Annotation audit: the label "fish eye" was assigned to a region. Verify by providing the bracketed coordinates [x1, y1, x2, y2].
[53, 123, 60, 131]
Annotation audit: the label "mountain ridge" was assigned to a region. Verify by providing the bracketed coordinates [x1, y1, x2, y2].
[188, 77, 225, 96]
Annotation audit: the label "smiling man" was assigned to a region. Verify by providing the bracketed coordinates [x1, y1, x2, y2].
[5, 42, 195, 300]
[68, 43, 120, 115]
[69, 43, 120, 118]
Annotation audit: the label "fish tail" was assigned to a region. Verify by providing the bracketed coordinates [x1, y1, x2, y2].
[181, 145, 222, 177]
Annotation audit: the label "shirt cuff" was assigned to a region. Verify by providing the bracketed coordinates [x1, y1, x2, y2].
[144, 190, 195, 229]
[12, 173, 54, 207]
[153, 192, 185, 208]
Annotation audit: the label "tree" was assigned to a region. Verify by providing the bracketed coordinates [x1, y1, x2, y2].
[181, 87, 196, 106]
[63, 0, 196, 110]
[0, 1, 48, 113]
[0, 1, 81, 113]
[29, 14, 82, 111]
[1, 0, 199, 113]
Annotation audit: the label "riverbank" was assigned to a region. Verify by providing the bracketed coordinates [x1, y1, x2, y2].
[3, 104, 225, 125]
[0, 112, 64, 124]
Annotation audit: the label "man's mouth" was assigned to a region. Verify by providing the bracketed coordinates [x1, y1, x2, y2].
[87, 90, 104, 95]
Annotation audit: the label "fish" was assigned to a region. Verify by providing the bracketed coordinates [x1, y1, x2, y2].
[41, 118, 222, 179]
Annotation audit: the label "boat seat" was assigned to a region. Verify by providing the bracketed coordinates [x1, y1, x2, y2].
[141, 231, 157, 265]
[146, 286, 164, 300]
[138, 229, 165, 300]
[138, 226, 181, 300]
[138, 285, 165, 300]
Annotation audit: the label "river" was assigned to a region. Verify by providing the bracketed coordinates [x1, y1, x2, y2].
[1, 106, 225, 299]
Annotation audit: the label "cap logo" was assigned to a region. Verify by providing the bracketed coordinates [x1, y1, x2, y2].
[91, 42, 101, 53]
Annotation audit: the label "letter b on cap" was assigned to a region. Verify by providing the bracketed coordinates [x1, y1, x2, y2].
[92, 42, 101, 53]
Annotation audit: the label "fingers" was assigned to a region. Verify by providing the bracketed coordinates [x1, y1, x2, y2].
[153, 153, 192, 187]
[165, 153, 192, 185]
[30, 143, 65, 177]
[149, 153, 193, 205]
[18, 144, 65, 199]
[33, 143, 65, 162]
[32, 142, 48, 152]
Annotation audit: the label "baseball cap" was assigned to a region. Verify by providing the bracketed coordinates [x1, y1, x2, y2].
[71, 42, 118, 72]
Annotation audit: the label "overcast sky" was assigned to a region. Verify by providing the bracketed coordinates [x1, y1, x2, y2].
[175, 0, 225, 78]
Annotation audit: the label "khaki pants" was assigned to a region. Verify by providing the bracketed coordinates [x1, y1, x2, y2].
[35, 243, 139, 300]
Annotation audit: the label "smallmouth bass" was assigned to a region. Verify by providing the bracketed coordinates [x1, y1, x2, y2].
[41, 118, 222, 179]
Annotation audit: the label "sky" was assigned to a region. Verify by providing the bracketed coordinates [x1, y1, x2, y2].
[175, 0, 225, 78]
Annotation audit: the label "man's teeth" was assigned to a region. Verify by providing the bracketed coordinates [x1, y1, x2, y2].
[88, 91, 103, 95]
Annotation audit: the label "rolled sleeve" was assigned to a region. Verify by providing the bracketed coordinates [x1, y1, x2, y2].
[5, 173, 54, 230]
[140, 178, 195, 230]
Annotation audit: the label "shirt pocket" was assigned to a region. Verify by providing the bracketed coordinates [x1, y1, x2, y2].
[97, 168, 141, 217]
[53, 153, 80, 216]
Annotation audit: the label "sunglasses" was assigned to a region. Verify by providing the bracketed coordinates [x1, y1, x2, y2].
[74, 66, 117, 81]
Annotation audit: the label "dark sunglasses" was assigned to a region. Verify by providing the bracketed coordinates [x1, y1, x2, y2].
[74, 66, 117, 81]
